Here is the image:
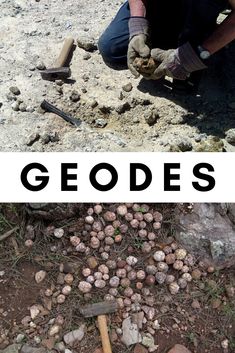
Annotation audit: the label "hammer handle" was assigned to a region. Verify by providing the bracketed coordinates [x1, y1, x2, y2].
[97, 315, 112, 353]
[55, 37, 74, 68]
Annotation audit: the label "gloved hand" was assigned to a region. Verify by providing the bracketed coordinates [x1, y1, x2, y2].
[128, 17, 151, 77]
[150, 42, 207, 80]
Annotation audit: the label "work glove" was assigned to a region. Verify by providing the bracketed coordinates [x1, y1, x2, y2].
[128, 17, 151, 77]
[150, 42, 207, 80]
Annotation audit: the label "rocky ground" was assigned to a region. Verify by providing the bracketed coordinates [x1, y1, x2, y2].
[0, 203, 234, 353]
[1, 0, 235, 152]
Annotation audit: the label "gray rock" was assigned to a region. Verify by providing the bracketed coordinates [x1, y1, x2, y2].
[0, 344, 21, 353]
[115, 102, 130, 114]
[36, 61, 46, 70]
[20, 346, 46, 353]
[95, 118, 107, 128]
[121, 317, 142, 347]
[70, 91, 81, 103]
[16, 334, 25, 343]
[26, 106, 35, 113]
[89, 99, 98, 109]
[175, 204, 235, 266]
[26, 133, 40, 146]
[9, 86, 21, 95]
[55, 342, 65, 352]
[141, 333, 155, 348]
[19, 103, 27, 112]
[225, 129, 235, 145]
[77, 37, 97, 52]
[177, 138, 192, 152]
[83, 53, 91, 60]
[63, 324, 85, 347]
[122, 83, 133, 93]
[145, 110, 159, 126]
[12, 101, 20, 111]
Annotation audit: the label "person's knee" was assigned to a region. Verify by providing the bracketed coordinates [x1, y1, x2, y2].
[98, 33, 127, 70]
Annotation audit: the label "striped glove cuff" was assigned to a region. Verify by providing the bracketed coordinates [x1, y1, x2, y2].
[128, 17, 149, 39]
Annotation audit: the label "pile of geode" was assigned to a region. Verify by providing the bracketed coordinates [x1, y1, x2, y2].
[25, 204, 216, 347]
[72, 204, 214, 300]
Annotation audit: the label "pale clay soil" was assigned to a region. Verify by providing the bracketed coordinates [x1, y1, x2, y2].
[0, 0, 235, 152]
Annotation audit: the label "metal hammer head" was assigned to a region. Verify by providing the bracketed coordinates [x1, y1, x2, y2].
[80, 301, 118, 318]
[40, 67, 71, 81]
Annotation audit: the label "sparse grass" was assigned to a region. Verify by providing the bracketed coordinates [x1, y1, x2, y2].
[222, 302, 235, 319]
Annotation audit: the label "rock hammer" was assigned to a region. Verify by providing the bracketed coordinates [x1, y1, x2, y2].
[80, 301, 118, 353]
[40, 37, 74, 80]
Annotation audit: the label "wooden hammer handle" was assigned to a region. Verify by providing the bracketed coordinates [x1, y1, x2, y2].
[97, 315, 112, 353]
[54, 37, 74, 68]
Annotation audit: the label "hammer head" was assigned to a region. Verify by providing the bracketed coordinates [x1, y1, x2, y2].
[40, 67, 71, 81]
[80, 301, 118, 318]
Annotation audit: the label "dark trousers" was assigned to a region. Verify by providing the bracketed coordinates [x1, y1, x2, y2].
[98, 0, 228, 69]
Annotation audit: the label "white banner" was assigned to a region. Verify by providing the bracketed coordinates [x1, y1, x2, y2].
[0, 152, 234, 202]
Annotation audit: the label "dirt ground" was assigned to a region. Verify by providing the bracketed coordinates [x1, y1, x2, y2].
[1, 0, 235, 152]
[0, 204, 234, 353]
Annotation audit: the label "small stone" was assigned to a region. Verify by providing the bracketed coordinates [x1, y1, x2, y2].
[26, 133, 40, 146]
[63, 325, 85, 346]
[177, 139, 193, 152]
[83, 53, 91, 60]
[70, 91, 81, 102]
[145, 110, 159, 126]
[121, 317, 142, 347]
[191, 300, 201, 309]
[225, 285, 235, 298]
[19, 103, 27, 112]
[30, 305, 40, 320]
[142, 334, 155, 348]
[9, 86, 21, 95]
[26, 106, 35, 113]
[167, 344, 192, 353]
[35, 270, 46, 283]
[191, 269, 202, 280]
[55, 342, 66, 352]
[225, 129, 235, 145]
[116, 102, 131, 114]
[77, 37, 97, 52]
[89, 99, 98, 109]
[49, 324, 61, 336]
[122, 83, 133, 92]
[87, 256, 98, 269]
[221, 339, 229, 349]
[95, 118, 107, 128]
[54, 228, 64, 239]
[36, 61, 46, 70]
[16, 334, 25, 343]
[12, 101, 20, 111]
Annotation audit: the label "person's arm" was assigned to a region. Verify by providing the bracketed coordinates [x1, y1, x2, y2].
[203, 0, 235, 54]
[127, 1, 150, 77]
[129, 0, 147, 17]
